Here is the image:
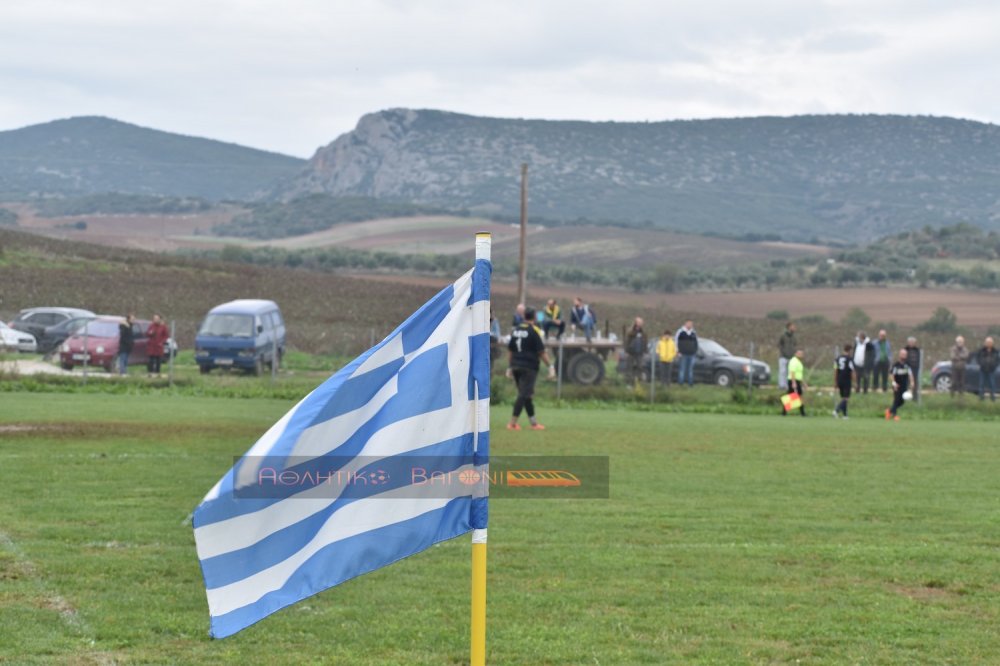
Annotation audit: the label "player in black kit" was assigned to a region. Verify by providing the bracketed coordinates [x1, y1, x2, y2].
[886, 349, 914, 421]
[833, 343, 856, 419]
[506, 307, 554, 431]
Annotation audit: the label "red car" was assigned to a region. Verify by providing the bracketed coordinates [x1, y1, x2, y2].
[59, 317, 150, 372]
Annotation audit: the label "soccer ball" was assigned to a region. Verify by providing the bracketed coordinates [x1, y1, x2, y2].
[902, 390, 913, 401]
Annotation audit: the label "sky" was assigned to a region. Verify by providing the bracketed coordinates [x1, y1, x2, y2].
[1, 0, 998, 158]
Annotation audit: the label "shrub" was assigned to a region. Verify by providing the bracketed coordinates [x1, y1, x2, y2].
[766, 310, 789, 321]
[917, 307, 958, 334]
[841, 307, 871, 330]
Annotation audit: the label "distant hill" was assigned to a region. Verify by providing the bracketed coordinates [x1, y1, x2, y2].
[277, 109, 1000, 242]
[0, 116, 305, 201]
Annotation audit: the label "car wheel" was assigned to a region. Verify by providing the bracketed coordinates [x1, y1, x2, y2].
[199, 365, 211, 375]
[714, 370, 734, 387]
[61, 362, 74, 371]
[934, 373, 951, 393]
[567, 352, 605, 385]
[254, 357, 264, 376]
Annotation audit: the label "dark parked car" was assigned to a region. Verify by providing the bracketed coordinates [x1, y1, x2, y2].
[10, 307, 95, 339]
[37, 315, 96, 355]
[930, 361, 1000, 394]
[618, 337, 771, 387]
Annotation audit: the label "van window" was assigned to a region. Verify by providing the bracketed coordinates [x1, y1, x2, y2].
[199, 314, 254, 338]
[271, 310, 284, 328]
[268, 312, 280, 330]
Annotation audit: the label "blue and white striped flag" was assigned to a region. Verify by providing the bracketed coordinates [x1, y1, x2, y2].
[193, 250, 491, 638]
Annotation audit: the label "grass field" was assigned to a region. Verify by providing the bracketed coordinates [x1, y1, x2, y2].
[2, 393, 999, 664]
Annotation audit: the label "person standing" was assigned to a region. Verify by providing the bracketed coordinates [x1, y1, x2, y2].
[117, 314, 135, 376]
[675, 320, 698, 387]
[542, 299, 565, 340]
[655, 328, 677, 386]
[777, 321, 797, 391]
[886, 349, 914, 421]
[950, 335, 969, 397]
[570, 297, 596, 342]
[783, 349, 807, 416]
[852, 331, 874, 394]
[489, 310, 502, 363]
[873, 330, 892, 392]
[976, 336, 999, 402]
[512, 303, 526, 328]
[506, 307, 554, 431]
[625, 317, 647, 383]
[146, 313, 169, 378]
[833, 344, 856, 418]
[904, 336, 922, 401]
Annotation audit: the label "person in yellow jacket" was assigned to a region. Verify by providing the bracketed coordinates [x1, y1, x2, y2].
[782, 349, 807, 416]
[656, 328, 677, 386]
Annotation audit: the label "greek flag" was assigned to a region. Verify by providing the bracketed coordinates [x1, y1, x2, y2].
[193, 254, 491, 639]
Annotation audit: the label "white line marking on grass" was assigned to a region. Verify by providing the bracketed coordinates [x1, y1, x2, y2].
[0, 530, 92, 636]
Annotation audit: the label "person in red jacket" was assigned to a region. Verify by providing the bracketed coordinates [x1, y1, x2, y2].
[146, 313, 170, 377]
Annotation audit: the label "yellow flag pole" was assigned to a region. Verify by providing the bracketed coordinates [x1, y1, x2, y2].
[470, 529, 487, 665]
[471, 232, 490, 665]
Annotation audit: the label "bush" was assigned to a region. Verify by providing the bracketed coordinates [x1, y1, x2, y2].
[766, 310, 790, 321]
[842, 307, 871, 330]
[917, 307, 958, 334]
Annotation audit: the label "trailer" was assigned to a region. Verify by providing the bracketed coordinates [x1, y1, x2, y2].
[548, 337, 620, 385]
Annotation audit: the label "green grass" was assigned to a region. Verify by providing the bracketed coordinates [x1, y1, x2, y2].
[1, 394, 1000, 663]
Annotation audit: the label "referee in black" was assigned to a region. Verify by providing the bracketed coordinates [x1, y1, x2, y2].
[833, 343, 856, 419]
[506, 307, 554, 431]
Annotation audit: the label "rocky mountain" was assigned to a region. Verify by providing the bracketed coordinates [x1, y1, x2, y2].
[278, 109, 1000, 242]
[0, 116, 304, 201]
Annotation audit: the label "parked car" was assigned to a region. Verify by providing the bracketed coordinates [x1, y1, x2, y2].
[36, 315, 96, 355]
[618, 337, 771, 387]
[10, 307, 95, 339]
[195, 300, 286, 375]
[930, 360, 1000, 394]
[59, 317, 150, 372]
[0, 321, 38, 353]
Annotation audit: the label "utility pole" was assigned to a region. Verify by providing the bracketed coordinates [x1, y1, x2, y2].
[517, 163, 528, 306]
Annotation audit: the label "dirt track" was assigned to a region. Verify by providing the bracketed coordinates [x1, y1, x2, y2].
[354, 275, 1000, 328]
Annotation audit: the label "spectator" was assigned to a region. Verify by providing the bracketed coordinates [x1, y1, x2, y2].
[675, 320, 699, 387]
[852, 331, 875, 394]
[570, 297, 596, 342]
[886, 349, 914, 421]
[512, 303, 526, 328]
[777, 321, 797, 391]
[950, 335, 969, 397]
[976, 336, 999, 402]
[117, 314, 135, 376]
[656, 328, 677, 386]
[625, 317, 647, 382]
[506, 306, 554, 430]
[542, 299, 565, 340]
[783, 349, 807, 417]
[146, 314, 169, 378]
[489, 310, 502, 362]
[872, 330, 892, 392]
[833, 343, 856, 419]
[904, 336, 922, 400]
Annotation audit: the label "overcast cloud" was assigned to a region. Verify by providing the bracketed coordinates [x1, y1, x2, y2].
[1, 0, 998, 157]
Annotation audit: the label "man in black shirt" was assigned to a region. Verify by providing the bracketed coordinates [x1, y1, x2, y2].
[117, 314, 135, 376]
[507, 307, 553, 431]
[976, 336, 999, 402]
[903, 336, 921, 401]
[833, 343, 855, 419]
[886, 349, 914, 421]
